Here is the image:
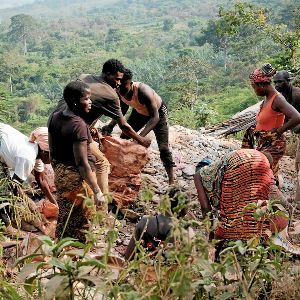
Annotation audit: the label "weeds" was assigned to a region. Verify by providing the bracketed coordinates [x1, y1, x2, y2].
[1, 186, 300, 299]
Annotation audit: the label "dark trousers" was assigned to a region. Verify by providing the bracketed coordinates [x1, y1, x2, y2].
[124, 104, 175, 168]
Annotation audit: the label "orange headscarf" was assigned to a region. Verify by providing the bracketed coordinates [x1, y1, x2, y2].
[29, 127, 49, 152]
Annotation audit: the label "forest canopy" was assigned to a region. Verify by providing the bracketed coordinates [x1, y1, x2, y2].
[0, 0, 299, 133]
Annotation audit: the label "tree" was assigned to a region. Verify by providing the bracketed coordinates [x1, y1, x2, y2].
[163, 19, 174, 31]
[195, 2, 269, 69]
[7, 14, 39, 55]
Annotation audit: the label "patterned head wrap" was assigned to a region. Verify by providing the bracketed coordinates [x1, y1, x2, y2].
[249, 63, 276, 84]
[29, 127, 49, 152]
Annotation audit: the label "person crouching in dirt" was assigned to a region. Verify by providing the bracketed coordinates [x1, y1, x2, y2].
[0, 123, 55, 235]
[48, 81, 105, 243]
[124, 187, 189, 261]
[194, 149, 300, 255]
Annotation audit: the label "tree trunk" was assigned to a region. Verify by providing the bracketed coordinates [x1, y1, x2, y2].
[23, 37, 27, 56]
[9, 76, 12, 94]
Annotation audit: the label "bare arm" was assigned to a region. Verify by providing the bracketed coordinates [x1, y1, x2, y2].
[194, 172, 212, 217]
[124, 217, 147, 261]
[117, 116, 151, 148]
[34, 170, 57, 205]
[138, 84, 160, 137]
[102, 101, 130, 134]
[273, 95, 300, 134]
[73, 140, 101, 195]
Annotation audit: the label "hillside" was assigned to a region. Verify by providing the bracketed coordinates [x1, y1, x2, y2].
[1, 123, 300, 299]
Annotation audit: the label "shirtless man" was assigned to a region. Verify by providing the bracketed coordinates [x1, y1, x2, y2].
[102, 68, 175, 184]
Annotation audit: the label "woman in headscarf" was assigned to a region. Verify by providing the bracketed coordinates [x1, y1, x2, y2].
[242, 63, 300, 177]
[194, 149, 300, 255]
[48, 81, 104, 242]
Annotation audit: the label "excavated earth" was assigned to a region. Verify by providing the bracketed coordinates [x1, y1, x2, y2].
[2, 124, 300, 264]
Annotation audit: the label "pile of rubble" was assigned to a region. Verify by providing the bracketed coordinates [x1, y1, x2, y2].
[2, 123, 299, 266]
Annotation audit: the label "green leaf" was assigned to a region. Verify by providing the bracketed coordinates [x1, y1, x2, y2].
[0, 282, 23, 300]
[49, 257, 67, 270]
[64, 248, 85, 257]
[51, 237, 85, 256]
[18, 262, 46, 282]
[38, 235, 54, 246]
[24, 275, 37, 295]
[77, 259, 106, 269]
[78, 266, 96, 277]
[15, 253, 44, 266]
[78, 275, 103, 287]
[44, 275, 68, 300]
[220, 291, 235, 300]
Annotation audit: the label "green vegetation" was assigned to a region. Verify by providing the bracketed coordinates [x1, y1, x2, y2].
[0, 1, 299, 297]
[0, 0, 298, 132]
[1, 190, 300, 299]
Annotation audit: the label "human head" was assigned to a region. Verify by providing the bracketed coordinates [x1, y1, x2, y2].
[102, 59, 125, 88]
[195, 158, 212, 173]
[119, 68, 133, 95]
[249, 63, 276, 96]
[273, 71, 291, 93]
[29, 127, 50, 164]
[63, 81, 92, 115]
[167, 186, 188, 217]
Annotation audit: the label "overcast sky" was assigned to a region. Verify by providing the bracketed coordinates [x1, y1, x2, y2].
[0, 0, 36, 10]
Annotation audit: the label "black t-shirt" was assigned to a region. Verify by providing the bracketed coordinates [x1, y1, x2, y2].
[48, 111, 95, 168]
[49, 74, 123, 125]
[78, 74, 122, 124]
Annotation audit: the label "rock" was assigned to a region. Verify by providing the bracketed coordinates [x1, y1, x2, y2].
[182, 165, 195, 177]
[120, 208, 140, 221]
[143, 167, 157, 175]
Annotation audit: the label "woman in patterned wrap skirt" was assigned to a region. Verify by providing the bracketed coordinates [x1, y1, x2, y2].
[243, 63, 300, 177]
[48, 81, 104, 242]
[194, 149, 288, 240]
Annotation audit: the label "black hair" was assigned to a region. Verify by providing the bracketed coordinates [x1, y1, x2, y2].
[122, 68, 133, 81]
[275, 70, 291, 81]
[102, 59, 125, 75]
[63, 81, 90, 109]
[167, 186, 188, 216]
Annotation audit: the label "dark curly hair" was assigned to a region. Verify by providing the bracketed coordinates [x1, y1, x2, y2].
[63, 81, 90, 109]
[122, 68, 133, 81]
[102, 59, 125, 75]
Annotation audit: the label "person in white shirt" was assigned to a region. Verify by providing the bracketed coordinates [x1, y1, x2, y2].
[0, 123, 55, 234]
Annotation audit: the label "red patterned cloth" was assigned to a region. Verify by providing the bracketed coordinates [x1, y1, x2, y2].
[199, 149, 288, 240]
[249, 64, 276, 84]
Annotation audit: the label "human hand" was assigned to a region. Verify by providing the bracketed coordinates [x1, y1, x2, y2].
[140, 136, 151, 148]
[101, 125, 113, 136]
[94, 191, 105, 207]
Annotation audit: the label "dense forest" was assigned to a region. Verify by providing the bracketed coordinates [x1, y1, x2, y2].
[0, 0, 299, 133]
